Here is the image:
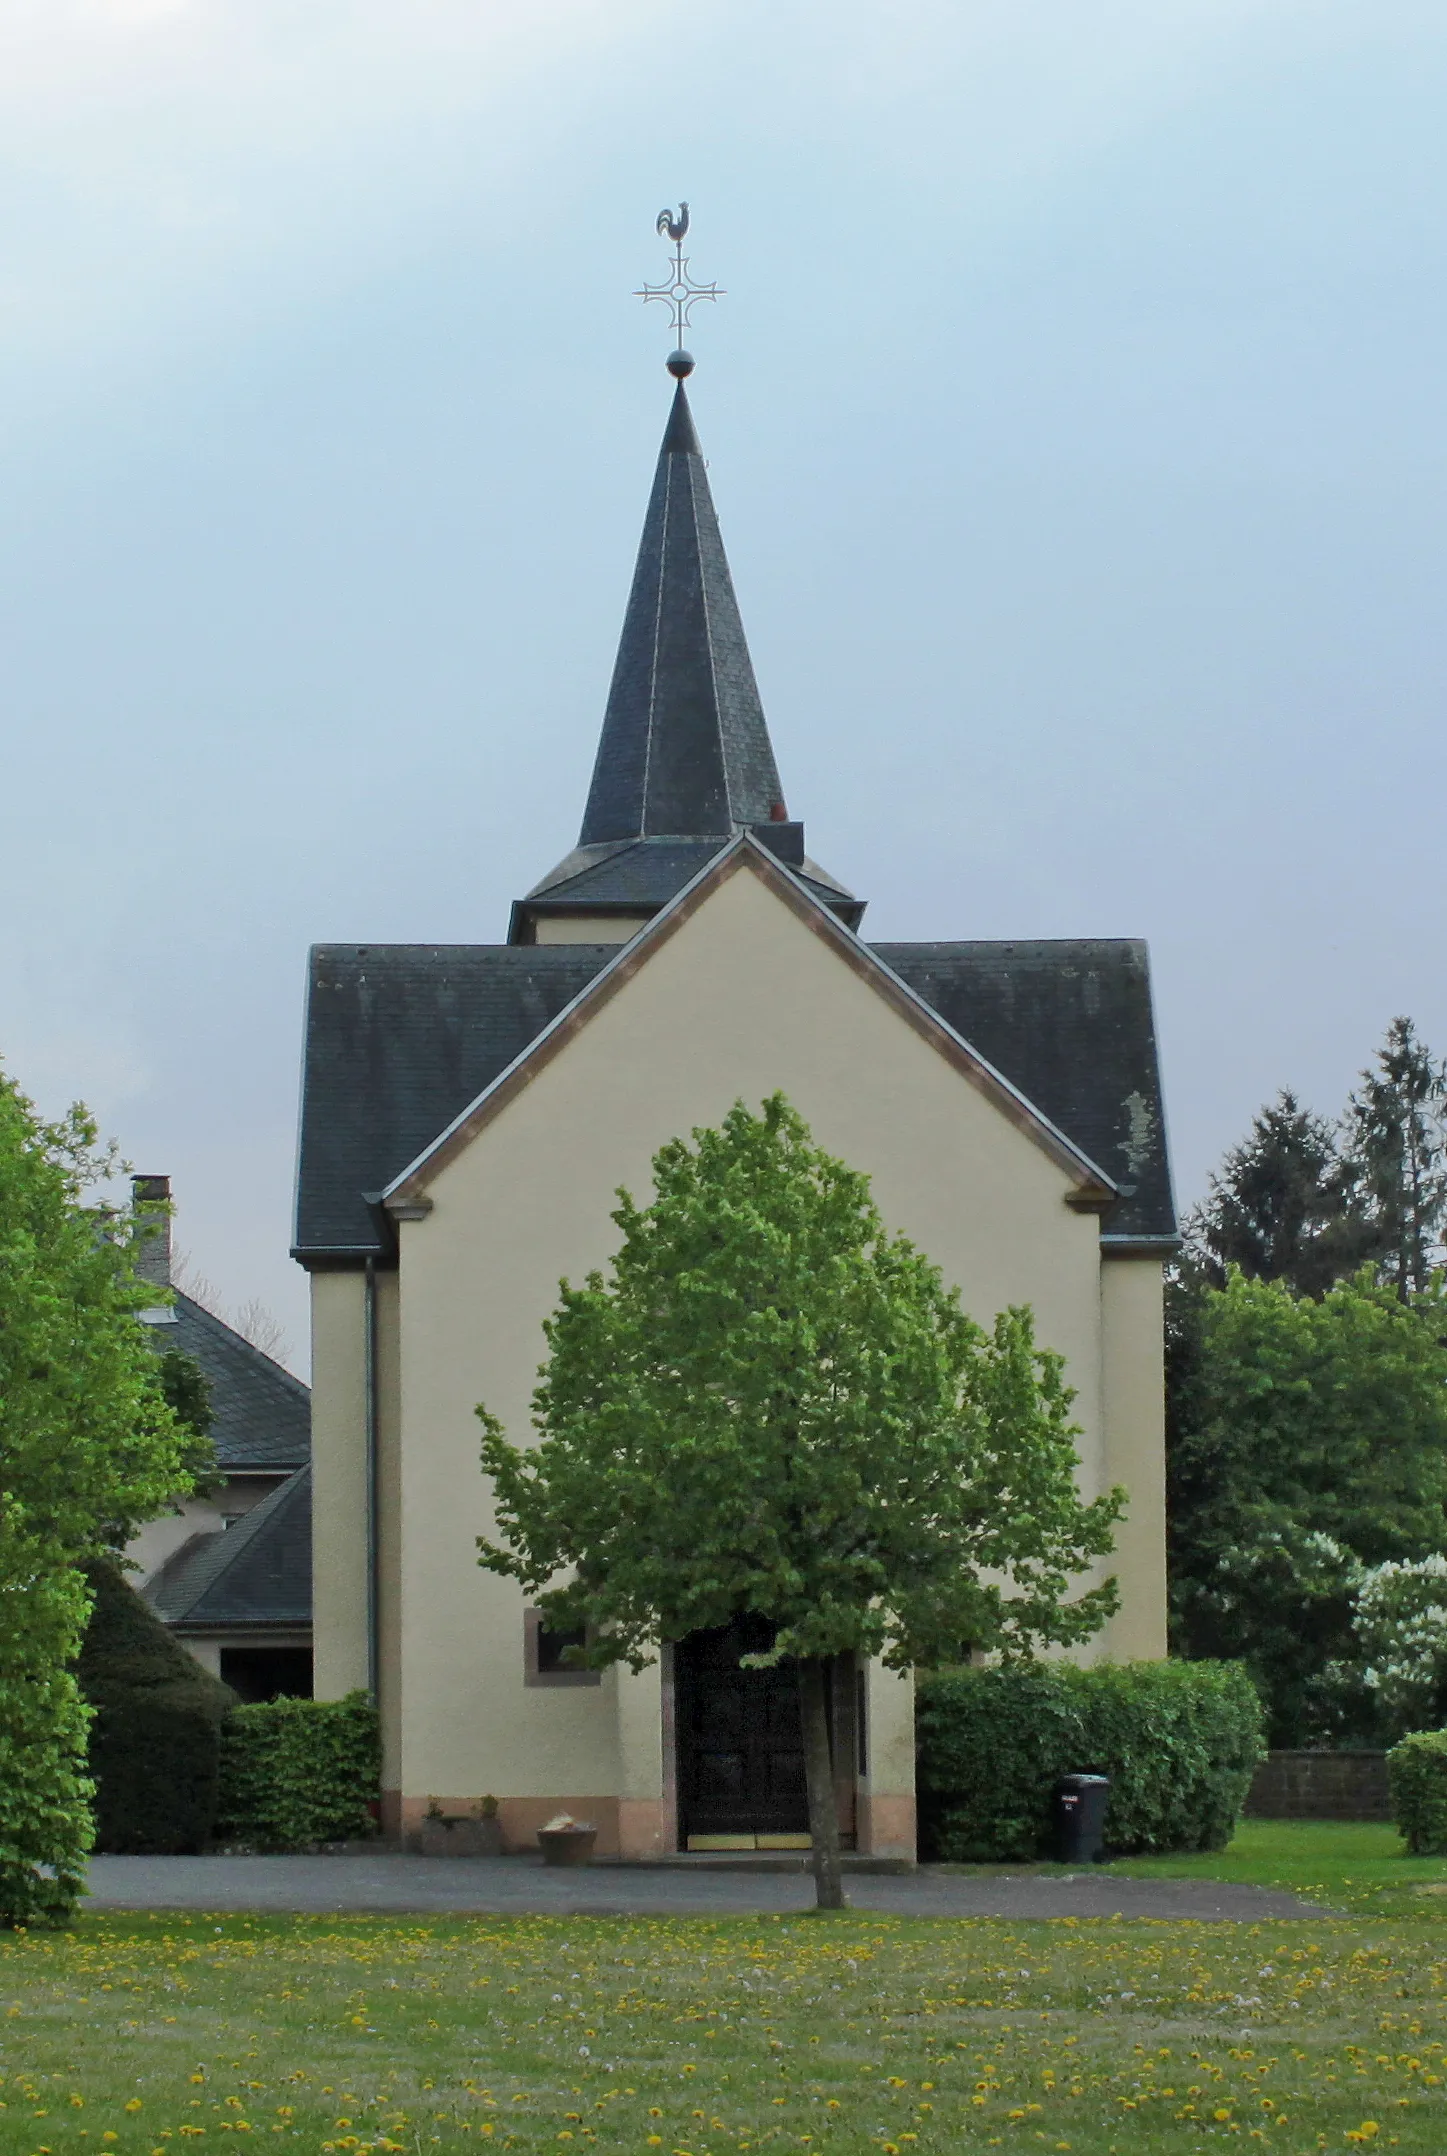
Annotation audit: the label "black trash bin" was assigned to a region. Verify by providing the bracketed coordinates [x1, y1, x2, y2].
[1054, 1773, 1110, 1863]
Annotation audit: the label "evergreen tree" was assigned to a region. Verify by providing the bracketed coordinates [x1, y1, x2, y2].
[1344, 1016, 1447, 1301]
[1185, 1090, 1368, 1298]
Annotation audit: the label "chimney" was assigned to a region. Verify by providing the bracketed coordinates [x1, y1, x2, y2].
[131, 1174, 174, 1303]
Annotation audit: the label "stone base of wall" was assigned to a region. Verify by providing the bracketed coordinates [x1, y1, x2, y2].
[1245, 1750, 1392, 1822]
[382, 1794, 676, 1858]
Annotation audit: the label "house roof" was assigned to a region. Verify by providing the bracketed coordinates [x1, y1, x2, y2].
[295, 843, 1175, 1261]
[158, 1292, 311, 1471]
[579, 379, 784, 846]
[144, 1467, 312, 1631]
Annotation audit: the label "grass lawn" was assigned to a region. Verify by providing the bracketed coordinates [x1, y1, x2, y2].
[6, 1829, 1447, 2156]
[1113, 1822, 1447, 1920]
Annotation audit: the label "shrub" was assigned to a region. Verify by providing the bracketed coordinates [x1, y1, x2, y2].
[916, 1658, 1264, 1860]
[0, 1549, 95, 1924]
[216, 1693, 379, 1851]
[76, 1560, 235, 1854]
[1387, 1729, 1447, 1854]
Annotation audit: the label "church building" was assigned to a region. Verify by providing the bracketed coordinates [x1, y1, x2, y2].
[293, 352, 1176, 1860]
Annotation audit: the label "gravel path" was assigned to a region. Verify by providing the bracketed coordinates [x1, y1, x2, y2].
[83, 1854, 1328, 1921]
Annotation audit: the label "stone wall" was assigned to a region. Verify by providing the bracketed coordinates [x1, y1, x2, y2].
[1246, 1750, 1392, 1822]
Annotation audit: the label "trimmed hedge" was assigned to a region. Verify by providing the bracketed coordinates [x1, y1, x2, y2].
[1387, 1729, 1447, 1854]
[76, 1560, 235, 1854]
[215, 1693, 380, 1851]
[916, 1659, 1263, 1861]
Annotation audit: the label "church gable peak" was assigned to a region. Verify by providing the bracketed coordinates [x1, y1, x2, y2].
[383, 837, 1118, 1215]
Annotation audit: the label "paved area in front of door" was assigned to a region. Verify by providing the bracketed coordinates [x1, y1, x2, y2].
[84, 1854, 1327, 1921]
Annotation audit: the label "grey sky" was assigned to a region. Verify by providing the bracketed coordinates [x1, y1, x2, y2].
[2, 1, 1443, 1368]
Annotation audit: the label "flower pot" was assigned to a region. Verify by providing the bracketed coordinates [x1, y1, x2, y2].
[538, 1826, 597, 1867]
[419, 1816, 504, 1859]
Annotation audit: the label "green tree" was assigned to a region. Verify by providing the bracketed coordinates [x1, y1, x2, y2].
[0, 1068, 204, 1922]
[1184, 1090, 1369, 1298]
[1344, 1017, 1447, 1301]
[155, 1347, 216, 1493]
[476, 1095, 1122, 1908]
[1168, 1267, 1447, 1742]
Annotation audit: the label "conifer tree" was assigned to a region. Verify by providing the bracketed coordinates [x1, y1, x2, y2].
[1344, 1017, 1447, 1301]
[1185, 1089, 1368, 1298]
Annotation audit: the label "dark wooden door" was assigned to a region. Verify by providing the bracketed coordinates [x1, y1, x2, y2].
[676, 1615, 809, 1842]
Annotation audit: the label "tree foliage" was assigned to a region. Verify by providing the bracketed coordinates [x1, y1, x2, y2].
[0, 1067, 205, 1921]
[477, 1094, 1122, 1904]
[1349, 1556, 1447, 1740]
[1344, 1016, 1447, 1301]
[1185, 1090, 1369, 1298]
[1168, 1267, 1447, 1743]
[1183, 1020, 1447, 1306]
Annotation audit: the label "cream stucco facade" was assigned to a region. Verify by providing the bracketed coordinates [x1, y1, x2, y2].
[305, 847, 1168, 1859]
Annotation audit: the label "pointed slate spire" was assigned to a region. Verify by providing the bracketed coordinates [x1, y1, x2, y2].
[579, 377, 785, 845]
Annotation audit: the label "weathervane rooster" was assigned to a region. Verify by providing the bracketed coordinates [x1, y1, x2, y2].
[635, 203, 721, 371]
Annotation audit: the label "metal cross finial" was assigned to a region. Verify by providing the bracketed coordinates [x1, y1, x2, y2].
[635, 203, 723, 373]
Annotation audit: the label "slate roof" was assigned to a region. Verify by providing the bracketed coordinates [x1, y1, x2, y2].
[295, 943, 611, 1256]
[155, 1292, 311, 1470]
[519, 836, 861, 925]
[874, 940, 1175, 1245]
[580, 381, 784, 845]
[145, 1467, 312, 1630]
[294, 927, 1174, 1261]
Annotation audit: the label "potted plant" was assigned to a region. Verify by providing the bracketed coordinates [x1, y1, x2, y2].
[537, 1812, 597, 1866]
[419, 1795, 504, 1858]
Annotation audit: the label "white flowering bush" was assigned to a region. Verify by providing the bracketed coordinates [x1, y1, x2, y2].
[1352, 1555, 1447, 1737]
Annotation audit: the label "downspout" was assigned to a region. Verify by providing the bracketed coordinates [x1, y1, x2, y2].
[363, 1255, 380, 1701]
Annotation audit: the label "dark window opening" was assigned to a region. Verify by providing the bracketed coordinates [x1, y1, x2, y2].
[524, 1609, 599, 1686]
[537, 1623, 587, 1674]
[220, 1647, 313, 1704]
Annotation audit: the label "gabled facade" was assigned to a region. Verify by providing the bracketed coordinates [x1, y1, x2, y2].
[293, 369, 1175, 1858]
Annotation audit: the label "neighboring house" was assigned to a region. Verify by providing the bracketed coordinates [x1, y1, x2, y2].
[293, 361, 1177, 1858]
[127, 1175, 313, 1702]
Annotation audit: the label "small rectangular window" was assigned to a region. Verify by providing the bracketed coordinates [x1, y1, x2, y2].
[524, 1608, 601, 1688]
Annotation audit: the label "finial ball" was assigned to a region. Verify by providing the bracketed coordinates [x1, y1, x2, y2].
[666, 349, 696, 379]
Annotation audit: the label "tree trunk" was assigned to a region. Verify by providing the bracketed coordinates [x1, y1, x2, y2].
[797, 1658, 846, 1910]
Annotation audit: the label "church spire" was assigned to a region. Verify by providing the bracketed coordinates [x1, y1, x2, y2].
[508, 213, 863, 946]
[578, 366, 785, 845]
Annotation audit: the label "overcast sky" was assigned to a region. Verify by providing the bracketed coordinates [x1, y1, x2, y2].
[2, 0, 1444, 1370]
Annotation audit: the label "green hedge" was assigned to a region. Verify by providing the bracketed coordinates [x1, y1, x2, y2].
[1387, 1729, 1447, 1854]
[916, 1659, 1264, 1861]
[215, 1693, 380, 1851]
[76, 1561, 235, 1855]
